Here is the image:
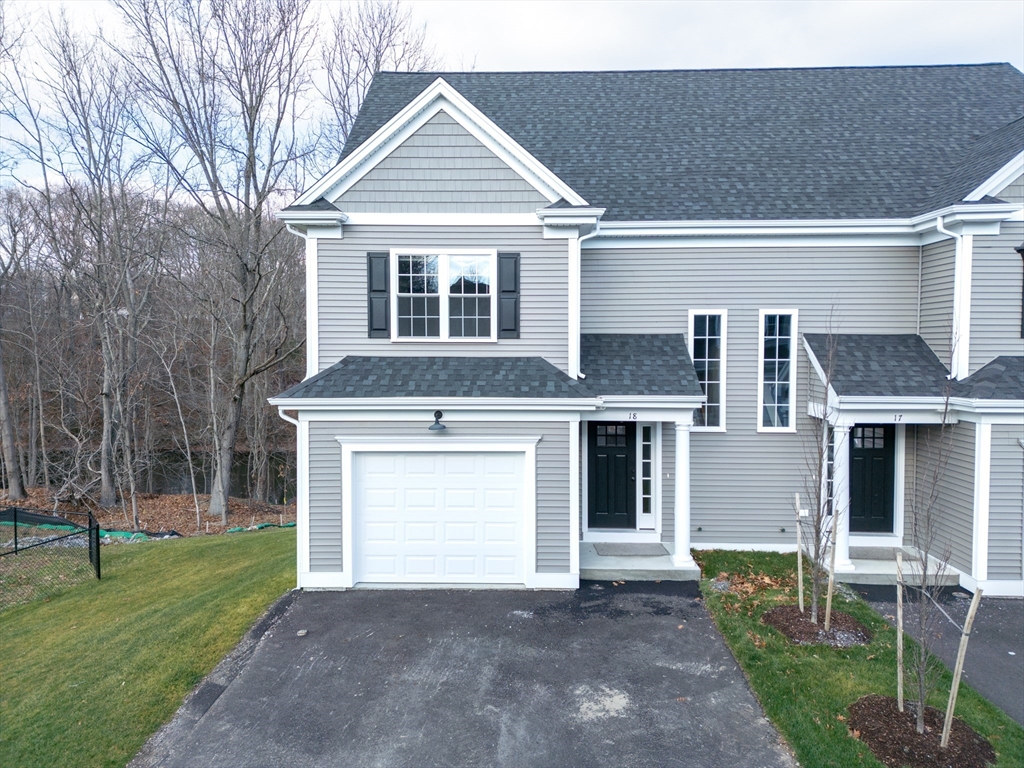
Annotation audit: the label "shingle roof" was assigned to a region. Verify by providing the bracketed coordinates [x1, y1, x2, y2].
[281, 197, 342, 212]
[803, 334, 952, 397]
[580, 334, 704, 397]
[341, 65, 1024, 221]
[954, 356, 1024, 400]
[273, 356, 595, 399]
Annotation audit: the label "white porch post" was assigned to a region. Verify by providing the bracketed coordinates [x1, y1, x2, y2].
[673, 418, 697, 568]
[833, 423, 855, 572]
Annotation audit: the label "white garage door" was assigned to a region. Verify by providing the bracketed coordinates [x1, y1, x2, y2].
[353, 451, 525, 584]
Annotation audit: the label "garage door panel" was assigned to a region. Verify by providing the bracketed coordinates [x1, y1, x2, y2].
[353, 451, 525, 584]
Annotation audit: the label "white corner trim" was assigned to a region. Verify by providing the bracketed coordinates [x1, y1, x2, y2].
[568, 236, 580, 378]
[756, 309, 799, 433]
[687, 309, 728, 432]
[944, 223, 973, 380]
[964, 151, 1024, 201]
[305, 235, 319, 378]
[295, 78, 586, 208]
[296, 420, 310, 584]
[569, 420, 580, 575]
[972, 423, 992, 582]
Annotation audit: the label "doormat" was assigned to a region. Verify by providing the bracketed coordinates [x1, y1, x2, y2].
[593, 543, 669, 557]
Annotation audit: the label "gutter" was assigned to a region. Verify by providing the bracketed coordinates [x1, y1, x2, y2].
[574, 222, 603, 380]
[935, 215, 971, 380]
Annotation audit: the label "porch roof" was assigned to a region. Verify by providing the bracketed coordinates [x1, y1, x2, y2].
[272, 356, 595, 400]
[955, 356, 1024, 400]
[580, 334, 704, 398]
[803, 334, 951, 398]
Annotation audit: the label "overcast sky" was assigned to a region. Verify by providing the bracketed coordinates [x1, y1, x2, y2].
[20, 0, 1024, 73]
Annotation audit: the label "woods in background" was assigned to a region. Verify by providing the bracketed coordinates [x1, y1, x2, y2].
[0, 0, 438, 526]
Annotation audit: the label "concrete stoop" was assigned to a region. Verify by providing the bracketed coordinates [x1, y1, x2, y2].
[579, 542, 702, 582]
[837, 547, 960, 587]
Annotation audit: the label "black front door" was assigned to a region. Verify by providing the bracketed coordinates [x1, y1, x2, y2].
[849, 424, 896, 533]
[588, 423, 636, 529]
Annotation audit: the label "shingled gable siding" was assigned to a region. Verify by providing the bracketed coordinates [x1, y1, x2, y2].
[994, 173, 1024, 206]
[909, 423, 975, 575]
[334, 111, 550, 213]
[919, 238, 956, 366]
[970, 220, 1024, 373]
[306, 420, 571, 574]
[581, 245, 919, 546]
[988, 424, 1024, 580]
[317, 226, 569, 373]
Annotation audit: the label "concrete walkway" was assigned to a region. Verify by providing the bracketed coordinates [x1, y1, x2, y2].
[855, 585, 1024, 725]
[133, 582, 795, 768]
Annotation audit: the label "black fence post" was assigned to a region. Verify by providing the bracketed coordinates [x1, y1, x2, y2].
[89, 513, 101, 580]
[12, 507, 16, 553]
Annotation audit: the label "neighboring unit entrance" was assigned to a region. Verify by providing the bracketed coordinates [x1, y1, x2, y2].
[588, 423, 636, 529]
[352, 451, 525, 584]
[849, 424, 896, 533]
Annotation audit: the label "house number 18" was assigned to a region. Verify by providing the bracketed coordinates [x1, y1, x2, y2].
[627, 413, 638, 420]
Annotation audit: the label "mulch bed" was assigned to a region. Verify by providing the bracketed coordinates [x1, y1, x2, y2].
[761, 604, 873, 647]
[848, 694, 996, 768]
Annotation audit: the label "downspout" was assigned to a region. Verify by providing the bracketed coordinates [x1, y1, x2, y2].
[574, 223, 602, 379]
[935, 216, 970, 379]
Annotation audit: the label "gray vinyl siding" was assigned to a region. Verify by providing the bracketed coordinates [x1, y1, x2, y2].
[919, 239, 956, 365]
[994, 173, 1024, 205]
[335, 111, 549, 213]
[909, 423, 975, 575]
[970, 220, 1024, 373]
[582, 245, 919, 545]
[988, 424, 1024, 580]
[317, 226, 569, 372]
[661, 424, 675, 545]
[306, 420, 571, 574]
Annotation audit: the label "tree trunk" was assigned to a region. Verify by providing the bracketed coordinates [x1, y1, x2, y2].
[99, 347, 117, 507]
[208, 385, 245, 524]
[0, 334, 26, 500]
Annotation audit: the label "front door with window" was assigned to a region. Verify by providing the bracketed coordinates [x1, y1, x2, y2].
[849, 424, 895, 533]
[587, 423, 636, 529]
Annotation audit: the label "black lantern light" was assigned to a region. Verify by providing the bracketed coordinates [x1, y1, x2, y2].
[428, 410, 446, 431]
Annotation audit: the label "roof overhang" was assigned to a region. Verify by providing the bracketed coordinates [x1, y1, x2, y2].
[291, 77, 588, 211]
[276, 208, 349, 230]
[270, 397, 602, 412]
[964, 150, 1024, 201]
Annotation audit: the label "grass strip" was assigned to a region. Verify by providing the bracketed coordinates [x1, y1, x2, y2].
[695, 549, 1024, 768]
[0, 528, 295, 768]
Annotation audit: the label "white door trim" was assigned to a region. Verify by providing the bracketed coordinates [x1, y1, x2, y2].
[337, 439, 550, 588]
[581, 421, 663, 543]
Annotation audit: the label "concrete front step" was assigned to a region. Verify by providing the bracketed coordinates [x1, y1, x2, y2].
[579, 542, 702, 582]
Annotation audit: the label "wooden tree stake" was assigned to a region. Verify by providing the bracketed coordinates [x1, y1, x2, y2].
[941, 588, 983, 748]
[896, 550, 904, 713]
[794, 493, 804, 614]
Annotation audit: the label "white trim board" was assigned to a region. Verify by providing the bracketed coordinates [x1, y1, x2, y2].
[295, 78, 587, 208]
[756, 309, 799, 434]
[964, 151, 1024, 201]
[687, 309, 728, 432]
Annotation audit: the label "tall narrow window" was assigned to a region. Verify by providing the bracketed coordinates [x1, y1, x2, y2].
[689, 311, 726, 429]
[640, 425, 653, 516]
[825, 426, 835, 516]
[758, 310, 797, 431]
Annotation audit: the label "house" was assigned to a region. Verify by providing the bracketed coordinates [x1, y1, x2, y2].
[271, 65, 1024, 596]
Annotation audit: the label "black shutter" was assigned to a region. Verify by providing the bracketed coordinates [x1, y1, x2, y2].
[497, 252, 520, 339]
[367, 252, 389, 337]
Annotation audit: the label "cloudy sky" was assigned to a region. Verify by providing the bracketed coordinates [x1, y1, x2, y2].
[24, 0, 1024, 72]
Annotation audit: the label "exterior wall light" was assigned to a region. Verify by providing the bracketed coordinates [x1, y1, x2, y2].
[429, 410, 446, 431]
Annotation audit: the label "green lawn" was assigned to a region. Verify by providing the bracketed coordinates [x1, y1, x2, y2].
[695, 550, 1024, 768]
[0, 528, 295, 768]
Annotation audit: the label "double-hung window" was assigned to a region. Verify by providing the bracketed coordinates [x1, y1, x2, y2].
[392, 250, 497, 341]
[758, 309, 798, 432]
[688, 310, 727, 430]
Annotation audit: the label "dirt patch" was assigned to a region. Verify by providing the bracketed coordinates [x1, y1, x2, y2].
[8, 487, 295, 537]
[761, 604, 872, 647]
[848, 694, 995, 768]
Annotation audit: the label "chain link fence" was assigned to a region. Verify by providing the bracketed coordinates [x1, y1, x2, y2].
[0, 507, 101, 611]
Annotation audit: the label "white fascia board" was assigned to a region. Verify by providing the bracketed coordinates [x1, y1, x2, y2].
[964, 151, 1024, 201]
[536, 207, 606, 229]
[598, 395, 705, 407]
[342, 212, 542, 227]
[583, 203, 1022, 248]
[276, 209, 348, 227]
[267, 397, 601, 411]
[294, 78, 586, 208]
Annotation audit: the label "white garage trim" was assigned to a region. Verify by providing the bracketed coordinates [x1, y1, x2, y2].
[330, 437, 570, 589]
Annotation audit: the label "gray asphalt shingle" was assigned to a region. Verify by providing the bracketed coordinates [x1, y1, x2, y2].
[274, 356, 595, 399]
[340, 65, 1024, 221]
[581, 334, 704, 397]
[803, 334, 952, 398]
[954, 356, 1024, 400]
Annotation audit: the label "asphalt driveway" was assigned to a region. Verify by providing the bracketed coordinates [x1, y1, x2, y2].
[133, 581, 795, 768]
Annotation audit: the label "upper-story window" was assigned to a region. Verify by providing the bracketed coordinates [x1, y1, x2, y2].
[688, 309, 727, 430]
[392, 250, 497, 341]
[758, 309, 798, 432]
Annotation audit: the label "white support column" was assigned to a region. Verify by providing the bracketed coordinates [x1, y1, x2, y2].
[568, 418, 580, 577]
[673, 419, 697, 568]
[832, 424, 855, 572]
[972, 423, 992, 582]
